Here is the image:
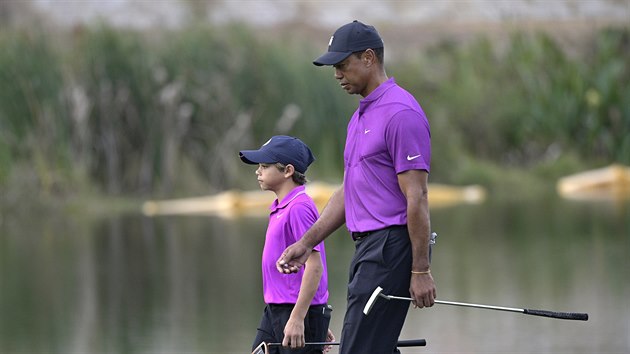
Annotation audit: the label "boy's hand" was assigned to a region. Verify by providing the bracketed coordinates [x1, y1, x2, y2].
[324, 328, 336, 352]
[282, 318, 305, 348]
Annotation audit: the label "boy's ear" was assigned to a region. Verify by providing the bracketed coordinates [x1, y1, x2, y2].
[284, 164, 296, 178]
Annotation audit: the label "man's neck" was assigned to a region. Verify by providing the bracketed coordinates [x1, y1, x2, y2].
[362, 70, 388, 97]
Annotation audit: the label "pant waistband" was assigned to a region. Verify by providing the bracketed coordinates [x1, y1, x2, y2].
[268, 303, 329, 309]
[351, 225, 407, 241]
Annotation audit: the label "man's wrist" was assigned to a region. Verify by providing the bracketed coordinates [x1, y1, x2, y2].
[411, 269, 431, 275]
[301, 233, 317, 249]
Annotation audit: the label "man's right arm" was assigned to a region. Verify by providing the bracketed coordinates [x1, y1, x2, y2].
[276, 184, 346, 274]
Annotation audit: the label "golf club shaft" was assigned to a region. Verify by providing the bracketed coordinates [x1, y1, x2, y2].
[386, 295, 588, 321]
[387, 295, 522, 313]
[266, 339, 426, 347]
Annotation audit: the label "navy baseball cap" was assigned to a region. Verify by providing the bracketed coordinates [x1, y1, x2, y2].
[239, 135, 315, 174]
[313, 20, 384, 66]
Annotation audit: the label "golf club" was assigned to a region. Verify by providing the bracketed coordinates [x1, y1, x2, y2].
[251, 338, 426, 354]
[364, 286, 588, 321]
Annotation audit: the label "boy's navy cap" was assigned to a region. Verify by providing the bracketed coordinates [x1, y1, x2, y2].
[313, 20, 383, 66]
[239, 135, 315, 174]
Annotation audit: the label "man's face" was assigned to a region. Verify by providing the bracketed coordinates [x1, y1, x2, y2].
[333, 52, 368, 96]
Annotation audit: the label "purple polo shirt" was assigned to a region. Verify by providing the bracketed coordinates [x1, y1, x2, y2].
[344, 77, 431, 233]
[262, 185, 329, 305]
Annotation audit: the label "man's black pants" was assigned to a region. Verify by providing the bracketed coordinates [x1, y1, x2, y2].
[340, 225, 413, 354]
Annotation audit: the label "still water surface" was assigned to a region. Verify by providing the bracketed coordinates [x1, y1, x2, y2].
[1, 195, 628, 353]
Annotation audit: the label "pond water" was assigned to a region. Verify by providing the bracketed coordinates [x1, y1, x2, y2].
[1, 194, 628, 353]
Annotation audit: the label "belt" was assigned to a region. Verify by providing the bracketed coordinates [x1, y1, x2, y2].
[268, 303, 330, 312]
[351, 225, 406, 241]
[268, 303, 295, 308]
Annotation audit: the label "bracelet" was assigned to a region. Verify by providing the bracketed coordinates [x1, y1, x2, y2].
[411, 269, 431, 275]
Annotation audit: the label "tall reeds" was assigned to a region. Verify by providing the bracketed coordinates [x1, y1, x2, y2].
[394, 28, 629, 184]
[0, 24, 628, 197]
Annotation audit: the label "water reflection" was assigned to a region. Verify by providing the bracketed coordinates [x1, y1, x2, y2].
[1, 196, 628, 353]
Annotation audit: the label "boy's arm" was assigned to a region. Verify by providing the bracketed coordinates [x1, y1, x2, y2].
[282, 251, 323, 349]
[277, 184, 345, 273]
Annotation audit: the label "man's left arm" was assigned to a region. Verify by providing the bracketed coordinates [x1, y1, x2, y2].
[398, 169, 436, 308]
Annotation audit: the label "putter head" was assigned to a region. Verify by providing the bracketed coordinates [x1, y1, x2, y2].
[363, 286, 387, 315]
[251, 342, 267, 354]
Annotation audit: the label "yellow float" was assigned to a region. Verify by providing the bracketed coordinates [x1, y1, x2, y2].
[142, 182, 486, 218]
[557, 164, 630, 201]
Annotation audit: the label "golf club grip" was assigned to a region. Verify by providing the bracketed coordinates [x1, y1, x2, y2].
[267, 342, 339, 347]
[397, 339, 427, 347]
[524, 308, 589, 321]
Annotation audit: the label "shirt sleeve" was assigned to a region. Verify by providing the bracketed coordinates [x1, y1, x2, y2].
[385, 109, 431, 174]
[287, 202, 323, 252]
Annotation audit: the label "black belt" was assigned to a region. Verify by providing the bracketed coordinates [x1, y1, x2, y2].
[268, 303, 295, 308]
[351, 225, 406, 241]
[268, 303, 330, 311]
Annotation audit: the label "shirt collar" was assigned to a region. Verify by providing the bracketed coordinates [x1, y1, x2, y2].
[270, 185, 307, 212]
[359, 77, 396, 115]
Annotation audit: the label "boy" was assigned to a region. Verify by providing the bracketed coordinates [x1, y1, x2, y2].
[240, 135, 331, 353]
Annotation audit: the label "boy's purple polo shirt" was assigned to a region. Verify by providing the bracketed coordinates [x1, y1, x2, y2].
[344, 77, 431, 233]
[262, 185, 329, 305]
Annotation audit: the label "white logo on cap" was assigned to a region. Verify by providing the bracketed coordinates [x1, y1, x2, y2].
[262, 138, 272, 146]
[328, 35, 334, 47]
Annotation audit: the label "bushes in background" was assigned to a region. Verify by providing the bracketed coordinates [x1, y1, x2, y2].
[0, 24, 628, 197]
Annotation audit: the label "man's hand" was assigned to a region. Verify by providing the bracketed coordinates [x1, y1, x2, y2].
[282, 317, 305, 349]
[410, 272, 436, 308]
[276, 184, 345, 274]
[276, 240, 312, 274]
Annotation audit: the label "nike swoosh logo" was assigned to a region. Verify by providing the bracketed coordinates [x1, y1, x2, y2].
[364, 129, 371, 134]
[407, 154, 422, 161]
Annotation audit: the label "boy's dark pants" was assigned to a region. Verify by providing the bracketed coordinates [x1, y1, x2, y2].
[252, 303, 332, 354]
[340, 226, 413, 354]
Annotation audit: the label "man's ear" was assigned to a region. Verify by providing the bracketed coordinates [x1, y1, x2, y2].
[363, 49, 376, 66]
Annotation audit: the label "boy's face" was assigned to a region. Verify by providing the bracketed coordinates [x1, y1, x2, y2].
[255, 163, 287, 192]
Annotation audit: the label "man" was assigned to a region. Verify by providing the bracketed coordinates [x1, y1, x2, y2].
[276, 20, 436, 354]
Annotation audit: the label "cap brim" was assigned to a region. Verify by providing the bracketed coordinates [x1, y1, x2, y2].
[239, 150, 276, 165]
[313, 51, 352, 66]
